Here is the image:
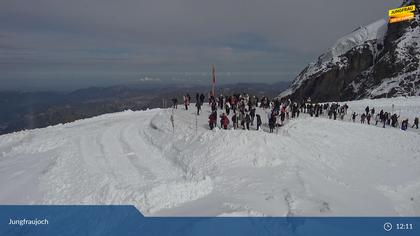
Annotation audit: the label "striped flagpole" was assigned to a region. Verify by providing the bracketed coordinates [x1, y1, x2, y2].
[212, 65, 216, 97]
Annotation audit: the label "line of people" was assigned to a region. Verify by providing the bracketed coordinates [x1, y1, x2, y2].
[305, 102, 419, 131]
[172, 93, 419, 133]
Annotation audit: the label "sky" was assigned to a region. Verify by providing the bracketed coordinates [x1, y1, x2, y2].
[0, 0, 401, 91]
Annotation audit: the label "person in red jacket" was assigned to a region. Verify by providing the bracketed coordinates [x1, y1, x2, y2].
[209, 111, 217, 130]
[220, 113, 230, 130]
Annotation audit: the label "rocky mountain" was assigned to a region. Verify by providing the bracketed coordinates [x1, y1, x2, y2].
[280, 0, 420, 102]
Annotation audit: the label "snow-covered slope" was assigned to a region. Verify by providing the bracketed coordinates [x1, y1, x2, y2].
[322, 19, 388, 62]
[280, 0, 420, 102]
[1, 97, 420, 216]
[282, 19, 387, 97]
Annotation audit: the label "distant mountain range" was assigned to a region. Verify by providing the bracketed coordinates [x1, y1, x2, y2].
[0, 82, 289, 135]
[280, 0, 420, 102]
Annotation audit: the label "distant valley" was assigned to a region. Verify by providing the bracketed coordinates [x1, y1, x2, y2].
[0, 82, 289, 135]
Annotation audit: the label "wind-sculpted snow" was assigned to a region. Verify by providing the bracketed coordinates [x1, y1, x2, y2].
[0, 97, 420, 216]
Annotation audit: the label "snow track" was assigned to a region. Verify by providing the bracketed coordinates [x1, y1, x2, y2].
[0, 97, 420, 216]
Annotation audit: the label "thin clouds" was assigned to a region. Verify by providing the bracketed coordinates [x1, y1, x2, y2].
[0, 0, 402, 90]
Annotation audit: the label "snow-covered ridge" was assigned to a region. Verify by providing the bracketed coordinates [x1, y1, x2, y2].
[1, 97, 420, 216]
[280, 19, 388, 98]
[320, 19, 388, 63]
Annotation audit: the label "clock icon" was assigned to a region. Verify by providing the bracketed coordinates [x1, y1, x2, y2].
[384, 222, 393, 232]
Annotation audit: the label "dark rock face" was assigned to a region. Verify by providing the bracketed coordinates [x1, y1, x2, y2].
[282, 0, 420, 102]
[290, 45, 375, 102]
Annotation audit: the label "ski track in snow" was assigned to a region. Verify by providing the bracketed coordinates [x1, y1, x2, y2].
[0, 97, 420, 216]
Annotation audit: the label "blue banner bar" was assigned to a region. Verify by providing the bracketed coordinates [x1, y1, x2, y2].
[0, 206, 419, 236]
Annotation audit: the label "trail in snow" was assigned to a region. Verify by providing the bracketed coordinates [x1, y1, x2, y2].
[0, 97, 419, 216]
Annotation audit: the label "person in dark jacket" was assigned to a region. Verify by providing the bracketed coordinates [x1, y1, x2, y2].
[256, 114, 262, 131]
[268, 114, 276, 133]
[382, 112, 388, 128]
[250, 107, 256, 126]
[360, 113, 366, 124]
[401, 119, 409, 131]
[413, 117, 419, 129]
[211, 101, 217, 112]
[391, 114, 399, 127]
[171, 97, 178, 109]
[366, 113, 371, 125]
[196, 101, 202, 115]
[200, 94, 205, 105]
[219, 95, 224, 110]
[245, 113, 251, 130]
[352, 112, 358, 122]
[232, 113, 238, 129]
[280, 106, 286, 126]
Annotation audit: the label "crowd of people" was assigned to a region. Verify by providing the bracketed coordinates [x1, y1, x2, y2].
[170, 93, 419, 133]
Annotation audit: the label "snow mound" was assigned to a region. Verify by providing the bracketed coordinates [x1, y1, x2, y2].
[140, 176, 213, 213]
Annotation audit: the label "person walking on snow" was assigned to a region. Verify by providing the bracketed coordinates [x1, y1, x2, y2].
[209, 111, 217, 130]
[220, 113, 230, 130]
[171, 97, 178, 109]
[219, 95, 224, 110]
[225, 102, 231, 116]
[391, 114, 399, 128]
[250, 107, 256, 126]
[232, 113, 238, 130]
[360, 113, 366, 124]
[412, 117, 419, 129]
[401, 119, 409, 131]
[352, 112, 358, 122]
[280, 106, 286, 126]
[343, 103, 349, 115]
[200, 94, 205, 105]
[196, 101, 202, 115]
[183, 94, 190, 110]
[211, 100, 217, 112]
[268, 114, 276, 133]
[382, 112, 388, 128]
[245, 113, 251, 130]
[239, 111, 245, 129]
[256, 114, 262, 131]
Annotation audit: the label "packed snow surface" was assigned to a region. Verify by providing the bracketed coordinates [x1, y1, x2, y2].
[1, 97, 420, 216]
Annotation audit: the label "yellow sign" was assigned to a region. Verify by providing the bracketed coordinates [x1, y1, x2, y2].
[389, 13, 415, 23]
[388, 5, 416, 17]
